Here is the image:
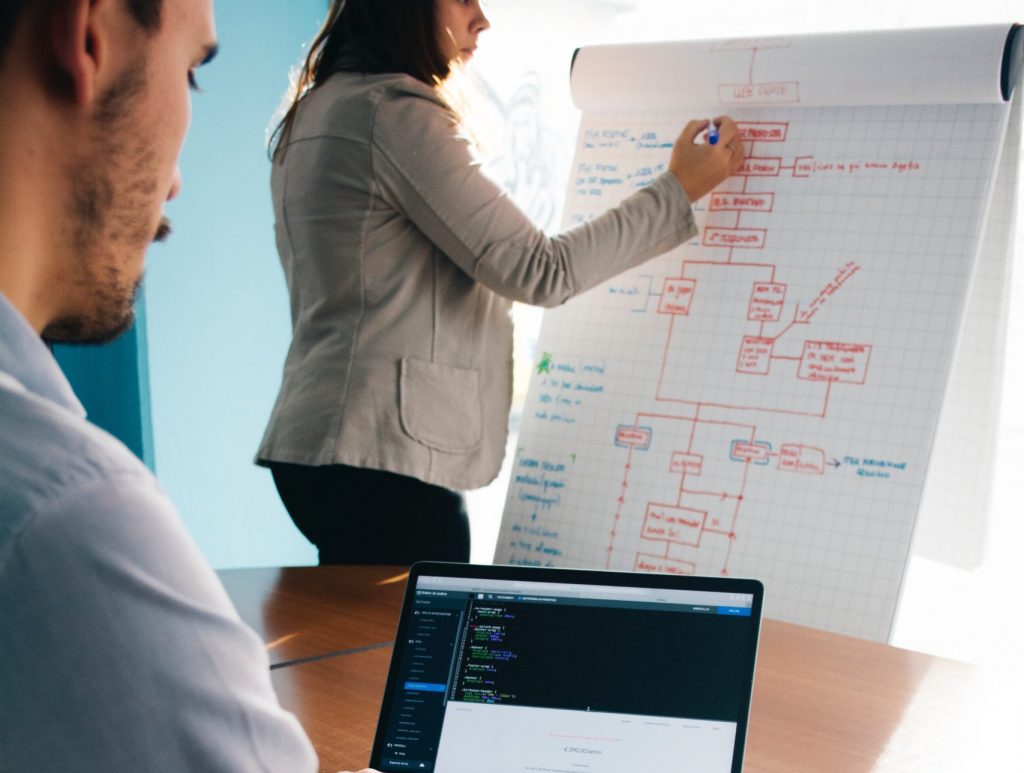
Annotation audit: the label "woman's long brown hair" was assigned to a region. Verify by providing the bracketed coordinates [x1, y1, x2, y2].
[270, 0, 451, 161]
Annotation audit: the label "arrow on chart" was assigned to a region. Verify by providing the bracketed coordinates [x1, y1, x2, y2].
[829, 458, 842, 468]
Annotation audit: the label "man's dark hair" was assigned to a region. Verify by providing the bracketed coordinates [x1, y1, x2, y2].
[1, 0, 163, 64]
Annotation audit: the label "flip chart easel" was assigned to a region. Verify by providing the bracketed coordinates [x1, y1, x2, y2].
[495, 25, 1023, 641]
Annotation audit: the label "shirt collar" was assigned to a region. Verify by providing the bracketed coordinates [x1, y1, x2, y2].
[0, 292, 85, 418]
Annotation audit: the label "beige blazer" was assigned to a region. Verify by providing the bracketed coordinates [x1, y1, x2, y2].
[256, 72, 697, 490]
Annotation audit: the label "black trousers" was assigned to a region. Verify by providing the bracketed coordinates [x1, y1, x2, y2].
[269, 462, 471, 565]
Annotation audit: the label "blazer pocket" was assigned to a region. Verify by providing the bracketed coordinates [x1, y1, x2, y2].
[399, 357, 483, 454]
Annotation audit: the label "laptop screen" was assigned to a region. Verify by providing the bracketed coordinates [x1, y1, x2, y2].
[371, 563, 763, 773]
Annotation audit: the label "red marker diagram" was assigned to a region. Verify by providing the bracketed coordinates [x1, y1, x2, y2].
[606, 110, 881, 576]
[497, 29, 1007, 643]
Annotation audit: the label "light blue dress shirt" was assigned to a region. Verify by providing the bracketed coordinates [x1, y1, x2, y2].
[0, 292, 317, 771]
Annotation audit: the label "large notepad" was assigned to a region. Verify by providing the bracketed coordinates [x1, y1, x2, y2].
[494, 25, 1023, 641]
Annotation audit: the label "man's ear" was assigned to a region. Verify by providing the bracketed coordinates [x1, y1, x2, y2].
[48, 0, 102, 106]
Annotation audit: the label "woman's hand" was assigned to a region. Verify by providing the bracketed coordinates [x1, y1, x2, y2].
[669, 116, 745, 203]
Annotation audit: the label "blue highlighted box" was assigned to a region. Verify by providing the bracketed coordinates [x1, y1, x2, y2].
[729, 439, 772, 466]
[615, 424, 653, 450]
[716, 607, 752, 617]
[404, 682, 447, 692]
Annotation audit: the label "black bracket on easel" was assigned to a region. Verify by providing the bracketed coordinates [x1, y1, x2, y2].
[1002, 23, 1023, 100]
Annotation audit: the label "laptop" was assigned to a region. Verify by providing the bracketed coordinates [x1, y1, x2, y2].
[370, 562, 763, 773]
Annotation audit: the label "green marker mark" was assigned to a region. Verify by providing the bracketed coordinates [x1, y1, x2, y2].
[537, 352, 553, 375]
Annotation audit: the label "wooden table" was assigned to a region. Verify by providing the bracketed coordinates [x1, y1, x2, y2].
[220, 566, 1017, 772]
[220, 565, 406, 666]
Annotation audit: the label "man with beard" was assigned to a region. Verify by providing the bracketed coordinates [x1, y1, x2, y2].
[0, 2, 374, 770]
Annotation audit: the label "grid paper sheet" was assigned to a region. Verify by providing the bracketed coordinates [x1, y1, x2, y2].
[494, 26, 1023, 642]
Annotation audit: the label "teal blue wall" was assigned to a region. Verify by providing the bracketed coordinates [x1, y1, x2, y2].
[143, 1, 326, 568]
[54, 296, 155, 470]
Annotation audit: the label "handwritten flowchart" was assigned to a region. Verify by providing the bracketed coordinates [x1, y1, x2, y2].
[496, 28, 1020, 642]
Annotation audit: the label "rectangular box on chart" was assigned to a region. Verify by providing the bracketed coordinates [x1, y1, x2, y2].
[748, 283, 786, 321]
[709, 192, 776, 213]
[737, 122, 789, 142]
[729, 441, 771, 464]
[658, 277, 697, 315]
[735, 157, 782, 177]
[736, 336, 774, 374]
[703, 228, 767, 248]
[670, 452, 704, 475]
[634, 553, 697, 575]
[798, 341, 871, 384]
[642, 503, 707, 547]
[615, 425, 653, 450]
[778, 445, 826, 475]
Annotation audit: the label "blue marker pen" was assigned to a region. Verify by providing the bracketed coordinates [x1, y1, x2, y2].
[707, 120, 719, 146]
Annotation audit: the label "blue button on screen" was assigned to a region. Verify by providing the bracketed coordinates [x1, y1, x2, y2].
[716, 606, 751, 616]
[404, 681, 447, 692]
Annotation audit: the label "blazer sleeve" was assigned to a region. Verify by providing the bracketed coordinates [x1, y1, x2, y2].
[370, 85, 699, 308]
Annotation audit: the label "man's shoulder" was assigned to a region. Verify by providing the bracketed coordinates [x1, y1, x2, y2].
[0, 382, 155, 568]
[0, 387, 319, 773]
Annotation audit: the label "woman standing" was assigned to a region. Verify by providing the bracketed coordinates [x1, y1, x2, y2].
[258, 0, 744, 565]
